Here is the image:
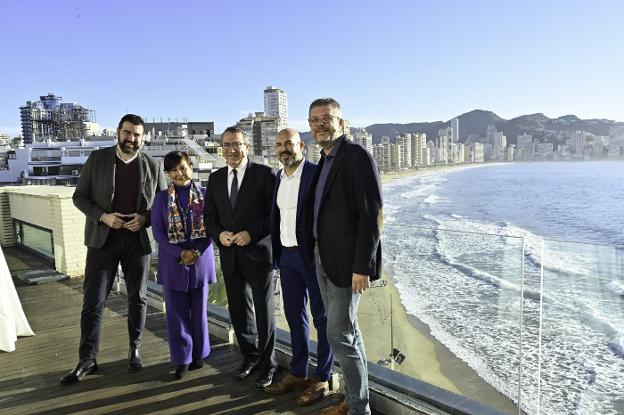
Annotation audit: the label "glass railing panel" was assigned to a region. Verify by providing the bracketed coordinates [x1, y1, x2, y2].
[540, 239, 624, 415]
[378, 225, 524, 414]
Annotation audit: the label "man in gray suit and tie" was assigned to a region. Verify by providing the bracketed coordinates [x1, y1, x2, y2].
[61, 114, 167, 385]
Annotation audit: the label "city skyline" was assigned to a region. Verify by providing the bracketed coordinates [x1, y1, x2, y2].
[1, 0, 623, 135]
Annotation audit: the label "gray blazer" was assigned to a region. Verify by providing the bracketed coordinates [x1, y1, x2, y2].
[73, 145, 167, 251]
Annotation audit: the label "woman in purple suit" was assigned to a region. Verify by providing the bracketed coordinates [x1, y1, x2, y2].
[151, 151, 216, 379]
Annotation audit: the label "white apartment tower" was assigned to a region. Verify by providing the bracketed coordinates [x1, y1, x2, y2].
[352, 128, 373, 153]
[570, 130, 588, 156]
[411, 133, 427, 167]
[263, 86, 288, 129]
[397, 133, 413, 168]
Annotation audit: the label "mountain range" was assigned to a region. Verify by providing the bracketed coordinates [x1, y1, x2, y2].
[301, 110, 623, 145]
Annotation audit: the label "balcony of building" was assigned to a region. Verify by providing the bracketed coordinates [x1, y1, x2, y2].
[0, 185, 622, 415]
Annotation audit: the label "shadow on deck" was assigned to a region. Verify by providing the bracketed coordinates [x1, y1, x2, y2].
[0, 247, 348, 415]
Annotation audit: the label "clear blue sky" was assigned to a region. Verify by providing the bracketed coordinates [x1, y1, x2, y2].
[1, 0, 622, 135]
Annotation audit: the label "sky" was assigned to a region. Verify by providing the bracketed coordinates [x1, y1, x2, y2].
[1, 0, 623, 135]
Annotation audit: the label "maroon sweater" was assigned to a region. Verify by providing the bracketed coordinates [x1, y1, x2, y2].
[113, 156, 140, 215]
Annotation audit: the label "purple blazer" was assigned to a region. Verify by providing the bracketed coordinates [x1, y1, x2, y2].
[151, 186, 217, 293]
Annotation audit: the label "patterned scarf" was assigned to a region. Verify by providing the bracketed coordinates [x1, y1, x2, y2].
[167, 182, 207, 243]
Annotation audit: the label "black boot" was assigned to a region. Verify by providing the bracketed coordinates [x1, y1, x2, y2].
[175, 364, 189, 379]
[189, 359, 204, 370]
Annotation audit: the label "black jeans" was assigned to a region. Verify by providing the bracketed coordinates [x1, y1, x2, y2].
[78, 231, 150, 360]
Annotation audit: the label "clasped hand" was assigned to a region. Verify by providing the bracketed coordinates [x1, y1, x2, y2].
[219, 230, 251, 247]
[179, 249, 199, 266]
[100, 212, 145, 232]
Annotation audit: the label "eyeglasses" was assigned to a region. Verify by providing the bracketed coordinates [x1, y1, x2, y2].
[222, 142, 245, 150]
[308, 114, 340, 125]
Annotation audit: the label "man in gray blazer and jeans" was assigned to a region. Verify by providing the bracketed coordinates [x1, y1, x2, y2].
[61, 114, 167, 385]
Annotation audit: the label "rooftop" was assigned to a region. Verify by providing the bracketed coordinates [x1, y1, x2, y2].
[0, 247, 360, 415]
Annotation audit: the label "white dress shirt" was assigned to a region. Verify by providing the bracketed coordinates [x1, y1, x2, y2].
[277, 160, 304, 247]
[227, 158, 248, 197]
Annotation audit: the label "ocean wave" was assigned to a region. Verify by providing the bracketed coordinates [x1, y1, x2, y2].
[424, 195, 447, 205]
[423, 214, 607, 282]
[398, 184, 438, 200]
[433, 236, 541, 300]
[607, 280, 624, 298]
[608, 334, 624, 359]
[393, 281, 524, 409]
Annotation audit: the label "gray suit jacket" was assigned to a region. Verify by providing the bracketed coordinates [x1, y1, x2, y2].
[73, 146, 167, 251]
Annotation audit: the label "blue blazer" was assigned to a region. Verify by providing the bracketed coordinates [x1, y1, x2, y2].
[270, 159, 317, 268]
[304, 136, 383, 288]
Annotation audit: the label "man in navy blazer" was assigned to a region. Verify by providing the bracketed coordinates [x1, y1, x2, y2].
[203, 126, 277, 390]
[264, 129, 333, 404]
[306, 98, 383, 415]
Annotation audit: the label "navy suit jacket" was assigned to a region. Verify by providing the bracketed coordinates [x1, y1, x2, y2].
[270, 159, 317, 268]
[305, 136, 383, 288]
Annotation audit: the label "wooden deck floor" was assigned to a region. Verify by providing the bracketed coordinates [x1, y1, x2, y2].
[0, 248, 348, 415]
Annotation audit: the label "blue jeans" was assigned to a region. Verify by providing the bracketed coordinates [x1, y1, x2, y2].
[314, 246, 370, 415]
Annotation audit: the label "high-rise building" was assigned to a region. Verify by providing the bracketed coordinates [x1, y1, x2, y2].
[437, 127, 453, 163]
[410, 133, 427, 167]
[570, 130, 589, 156]
[470, 142, 484, 162]
[486, 125, 497, 146]
[390, 142, 402, 171]
[236, 112, 280, 167]
[516, 133, 534, 161]
[263, 86, 288, 129]
[396, 133, 413, 168]
[372, 143, 385, 172]
[20, 93, 95, 143]
[608, 125, 624, 158]
[352, 128, 373, 153]
[451, 118, 459, 143]
[493, 131, 507, 160]
[380, 136, 392, 172]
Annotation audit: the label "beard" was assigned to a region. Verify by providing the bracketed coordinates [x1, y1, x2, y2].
[279, 152, 295, 167]
[280, 153, 303, 169]
[119, 139, 140, 154]
[314, 134, 339, 149]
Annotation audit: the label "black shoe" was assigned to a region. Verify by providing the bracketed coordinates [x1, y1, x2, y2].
[60, 359, 98, 385]
[175, 364, 189, 380]
[189, 359, 204, 370]
[255, 368, 275, 390]
[127, 348, 143, 371]
[234, 361, 257, 379]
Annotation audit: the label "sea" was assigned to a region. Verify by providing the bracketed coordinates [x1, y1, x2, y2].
[382, 160, 624, 415]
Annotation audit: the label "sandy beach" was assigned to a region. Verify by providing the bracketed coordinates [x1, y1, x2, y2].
[276, 164, 520, 413]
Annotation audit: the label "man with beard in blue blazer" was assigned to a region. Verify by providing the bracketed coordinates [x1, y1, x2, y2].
[264, 128, 333, 405]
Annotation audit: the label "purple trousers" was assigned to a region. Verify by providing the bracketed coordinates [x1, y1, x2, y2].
[163, 285, 210, 365]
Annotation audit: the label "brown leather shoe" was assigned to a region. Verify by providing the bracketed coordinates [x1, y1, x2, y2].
[319, 398, 348, 415]
[264, 372, 307, 394]
[296, 378, 329, 405]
